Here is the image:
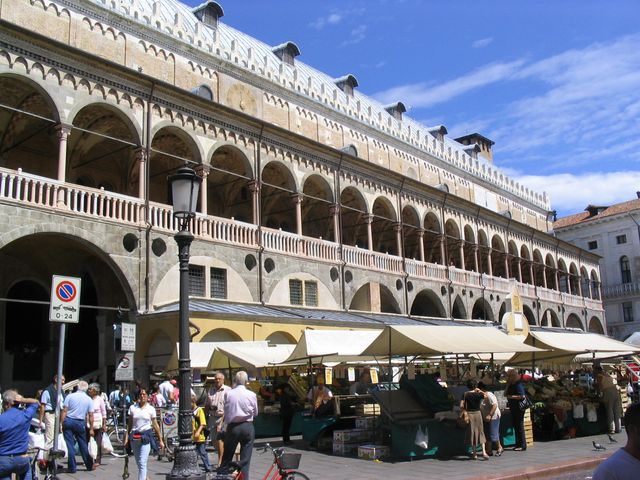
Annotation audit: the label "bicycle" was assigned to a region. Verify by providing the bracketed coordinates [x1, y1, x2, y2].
[28, 447, 64, 480]
[216, 443, 309, 480]
[106, 409, 126, 446]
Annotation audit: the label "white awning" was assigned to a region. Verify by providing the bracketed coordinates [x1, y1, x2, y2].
[507, 330, 640, 366]
[361, 325, 543, 357]
[165, 341, 268, 372]
[284, 329, 383, 363]
[212, 343, 296, 370]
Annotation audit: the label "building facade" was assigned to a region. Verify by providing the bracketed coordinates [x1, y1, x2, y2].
[0, 0, 604, 392]
[555, 197, 640, 340]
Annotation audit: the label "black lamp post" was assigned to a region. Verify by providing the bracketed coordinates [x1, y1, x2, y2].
[167, 166, 204, 480]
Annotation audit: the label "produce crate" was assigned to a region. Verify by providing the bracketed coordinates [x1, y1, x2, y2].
[355, 404, 380, 415]
[355, 416, 378, 430]
[524, 409, 534, 447]
[358, 444, 390, 460]
[333, 429, 372, 443]
[333, 442, 359, 456]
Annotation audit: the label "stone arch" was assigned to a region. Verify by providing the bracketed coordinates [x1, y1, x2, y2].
[588, 316, 604, 334]
[544, 253, 557, 290]
[371, 196, 398, 255]
[491, 234, 507, 278]
[540, 308, 561, 327]
[520, 245, 533, 284]
[401, 205, 421, 260]
[266, 331, 297, 345]
[580, 267, 591, 298]
[340, 186, 368, 248]
[557, 258, 569, 293]
[451, 295, 467, 319]
[302, 174, 334, 240]
[68, 102, 142, 195]
[522, 304, 536, 325]
[508, 240, 519, 280]
[0, 73, 61, 179]
[423, 211, 442, 265]
[350, 282, 401, 314]
[472, 297, 494, 322]
[201, 328, 243, 342]
[207, 143, 254, 222]
[261, 160, 297, 232]
[569, 262, 580, 295]
[149, 125, 202, 205]
[565, 313, 584, 330]
[444, 219, 462, 267]
[463, 225, 476, 272]
[410, 289, 446, 318]
[533, 249, 545, 287]
[590, 270, 600, 300]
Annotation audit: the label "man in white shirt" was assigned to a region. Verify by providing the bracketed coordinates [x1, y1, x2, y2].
[220, 371, 258, 480]
[307, 376, 333, 416]
[158, 378, 176, 405]
[593, 402, 640, 480]
[205, 372, 230, 466]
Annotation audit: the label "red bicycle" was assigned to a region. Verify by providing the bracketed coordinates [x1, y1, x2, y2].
[216, 443, 309, 480]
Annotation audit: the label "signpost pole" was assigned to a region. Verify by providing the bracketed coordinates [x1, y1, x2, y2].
[52, 323, 66, 462]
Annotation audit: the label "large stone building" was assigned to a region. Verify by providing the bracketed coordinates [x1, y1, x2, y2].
[0, 0, 604, 391]
[555, 195, 640, 340]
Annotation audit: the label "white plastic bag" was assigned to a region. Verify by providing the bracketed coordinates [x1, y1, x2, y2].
[88, 437, 98, 459]
[414, 424, 429, 449]
[573, 403, 584, 419]
[56, 433, 68, 458]
[586, 403, 598, 422]
[102, 433, 113, 454]
[28, 431, 46, 460]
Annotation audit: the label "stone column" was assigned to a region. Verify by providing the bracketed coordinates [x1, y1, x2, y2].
[542, 266, 548, 289]
[56, 124, 71, 182]
[517, 259, 523, 282]
[504, 254, 510, 278]
[249, 181, 260, 225]
[418, 229, 425, 262]
[473, 246, 480, 273]
[554, 269, 560, 291]
[459, 243, 465, 270]
[394, 222, 403, 258]
[196, 165, 210, 216]
[365, 214, 373, 251]
[576, 275, 583, 297]
[487, 251, 493, 276]
[439, 235, 446, 265]
[330, 204, 340, 244]
[134, 148, 147, 200]
[529, 263, 535, 286]
[292, 193, 303, 236]
[588, 279, 593, 299]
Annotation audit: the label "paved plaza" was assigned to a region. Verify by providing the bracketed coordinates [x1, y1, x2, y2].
[49, 431, 618, 480]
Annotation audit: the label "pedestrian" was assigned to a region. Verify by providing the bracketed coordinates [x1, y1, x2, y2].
[219, 371, 258, 480]
[277, 384, 296, 444]
[124, 389, 164, 480]
[461, 379, 489, 460]
[149, 384, 166, 408]
[505, 369, 527, 451]
[593, 402, 640, 479]
[0, 390, 40, 479]
[349, 370, 372, 395]
[205, 372, 230, 467]
[38, 374, 65, 458]
[478, 381, 503, 456]
[88, 383, 107, 468]
[595, 366, 622, 434]
[159, 377, 176, 405]
[307, 375, 333, 417]
[191, 394, 212, 473]
[60, 380, 95, 473]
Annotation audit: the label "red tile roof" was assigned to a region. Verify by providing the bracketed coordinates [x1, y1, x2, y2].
[554, 198, 640, 229]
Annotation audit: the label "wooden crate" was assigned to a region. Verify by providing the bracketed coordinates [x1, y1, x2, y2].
[524, 409, 534, 447]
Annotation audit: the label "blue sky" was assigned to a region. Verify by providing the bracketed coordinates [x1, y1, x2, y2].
[185, 0, 640, 217]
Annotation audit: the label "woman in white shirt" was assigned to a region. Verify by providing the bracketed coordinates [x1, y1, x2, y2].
[88, 383, 107, 467]
[124, 390, 164, 480]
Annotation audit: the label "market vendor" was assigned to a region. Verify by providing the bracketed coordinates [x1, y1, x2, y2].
[307, 376, 333, 417]
[349, 370, 372, 395]
[595, 366, 622, 434]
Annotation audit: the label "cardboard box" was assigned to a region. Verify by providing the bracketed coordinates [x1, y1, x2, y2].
[333, 442, 359, 456]
[358, 444, 390, 460]
[333, 429, 372, 443]
[355, 416, 377, 430]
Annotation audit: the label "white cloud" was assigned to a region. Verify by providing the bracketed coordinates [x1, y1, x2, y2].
[510, 171, 640, 216]
[341, 24, 367, 46]
[309, 13, 343, 29]
[373, 60, 524, 108]
[472, 37, 493, 49]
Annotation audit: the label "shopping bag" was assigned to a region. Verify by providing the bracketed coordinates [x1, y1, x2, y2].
[586, 403, 598, 422]
[88, 437, 98, 459]
[573, 403, 584, 419]
[102, 433, 114, 454]
[28, 431, 46, 460]
[57, 433, 68, 458]
[457, 409, 470, 428]
[414, 425, 428, 449]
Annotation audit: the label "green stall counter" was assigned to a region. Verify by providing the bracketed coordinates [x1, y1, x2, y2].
[254, 411, 304, 438]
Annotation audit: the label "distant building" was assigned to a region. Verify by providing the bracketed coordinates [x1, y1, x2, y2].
[555, 195, 640, 339]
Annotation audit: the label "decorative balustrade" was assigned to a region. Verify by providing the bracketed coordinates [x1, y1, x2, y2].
[0, 167, 600, 310]
[602, 281, 640, 299]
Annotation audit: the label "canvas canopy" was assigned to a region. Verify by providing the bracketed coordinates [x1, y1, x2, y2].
[211, 343, 296, 370]
[507, 330, 640, 366]
[165, 341, 268, 372]
[284, 329, 383, 364]
[361, 325, 543, 357]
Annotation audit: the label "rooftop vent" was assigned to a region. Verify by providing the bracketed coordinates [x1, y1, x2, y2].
[585, 205, 608, 217]
[427, 125, 448, 142]
[272, 41, 301, 66]
[462, 143, 481, 159]
[192, 1, 224, 28]
[334, 74, 359, 96]
[384, 102, 406, 122]
[455, 132, 495, 163]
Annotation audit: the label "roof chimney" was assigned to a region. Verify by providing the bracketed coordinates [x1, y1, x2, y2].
[454, 133, 495, 163]
[192, 1, 224, 28]
[334, 74, 359, 97]
[272, 41, 301, 66]
[384, 102, 406, 122]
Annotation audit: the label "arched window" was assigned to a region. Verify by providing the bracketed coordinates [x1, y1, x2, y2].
[620, 256, 632, 284]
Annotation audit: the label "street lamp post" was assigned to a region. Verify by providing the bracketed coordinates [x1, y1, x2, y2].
[167, 166, 205, 480]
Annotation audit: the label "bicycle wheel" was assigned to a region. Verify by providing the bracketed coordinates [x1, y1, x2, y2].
[282, 471, 310, 480]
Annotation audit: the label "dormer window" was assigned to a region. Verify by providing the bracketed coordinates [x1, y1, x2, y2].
[462, 144, 481, 159]
[192, 1, 224, 29]
[427, 125, 448, 143]
[334, 74, 359, 97]
[384, 102, 406, 121]
[272, 41, 301, 66]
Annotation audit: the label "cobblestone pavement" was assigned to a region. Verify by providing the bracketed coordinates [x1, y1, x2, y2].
[50, 432, 618, 480]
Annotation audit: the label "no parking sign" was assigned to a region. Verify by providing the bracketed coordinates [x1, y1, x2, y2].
[49, 275, 82, 323]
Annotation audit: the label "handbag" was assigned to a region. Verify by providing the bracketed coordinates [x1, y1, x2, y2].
[518, 395, 534, 410]
[457, 409, 470, 428]
[414, 425, 428, 449]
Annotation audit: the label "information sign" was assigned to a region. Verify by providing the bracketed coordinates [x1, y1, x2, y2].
[115, 352, 134, 381]
[121, 323, 136, 351]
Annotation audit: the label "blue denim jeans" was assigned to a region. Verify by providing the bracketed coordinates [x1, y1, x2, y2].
[63, 417, 93, 472]
[195, 442, 212, 472]
[0, 455, 31, 480]
[131, 437, 150, 480]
